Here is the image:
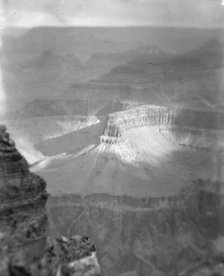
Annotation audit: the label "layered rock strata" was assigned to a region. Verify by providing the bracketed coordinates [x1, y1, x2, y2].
[0, 124, 48, 267]
[101, 105, 224, 143]
[0, 125, 100, 276]
[48, 179, 224, 276]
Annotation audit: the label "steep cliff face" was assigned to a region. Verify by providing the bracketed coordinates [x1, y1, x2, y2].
[0, 125, 48, 266]
[103, 105, 174, 139]
[0, 125, 100, 276]
[102, 105, 224, 141]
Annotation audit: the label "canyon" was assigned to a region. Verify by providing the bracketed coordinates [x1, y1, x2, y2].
[1, 27, 224, 275]
[28, 105, 224, 198]
[43, 105, 224, 275]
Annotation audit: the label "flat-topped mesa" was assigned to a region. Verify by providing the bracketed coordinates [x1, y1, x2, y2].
[101, 105, 176, 142]
[101, 105, 224, 144]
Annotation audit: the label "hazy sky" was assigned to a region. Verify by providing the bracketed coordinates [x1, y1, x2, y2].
[0, 0, 224, 28]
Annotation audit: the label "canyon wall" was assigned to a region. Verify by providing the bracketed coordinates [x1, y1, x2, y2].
[48, 179, 224, 276]
[0, 125, 100, 276]
[102, 105, 224, 142]
[44, 105, 224, 275]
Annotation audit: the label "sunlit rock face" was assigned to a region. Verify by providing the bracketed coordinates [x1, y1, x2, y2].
[102, 104, 224, 139]
[0, 125, 100, 276]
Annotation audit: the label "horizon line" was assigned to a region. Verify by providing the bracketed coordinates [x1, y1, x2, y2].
[4, 25, 224, 30]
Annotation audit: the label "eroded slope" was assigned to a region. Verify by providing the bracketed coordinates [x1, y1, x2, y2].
[32, 105, 224, 197]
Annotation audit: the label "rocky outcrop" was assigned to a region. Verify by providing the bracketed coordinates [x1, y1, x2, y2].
[0, 125, 100, 276]
[0, 124, 48, 268]
[101, 105, 224, 144]
[103, 105, 173, 139]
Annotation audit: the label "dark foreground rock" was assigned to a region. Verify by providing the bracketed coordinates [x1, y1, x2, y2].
[0, 125, 100, 276]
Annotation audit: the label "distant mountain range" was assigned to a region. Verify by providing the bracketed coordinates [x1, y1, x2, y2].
[2, 32, 224, 114]
[97, 39, 223, 80]
[88, 44, 171, 61]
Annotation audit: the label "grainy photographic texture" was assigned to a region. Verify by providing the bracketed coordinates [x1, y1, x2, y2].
[0, 0, 224, 275]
